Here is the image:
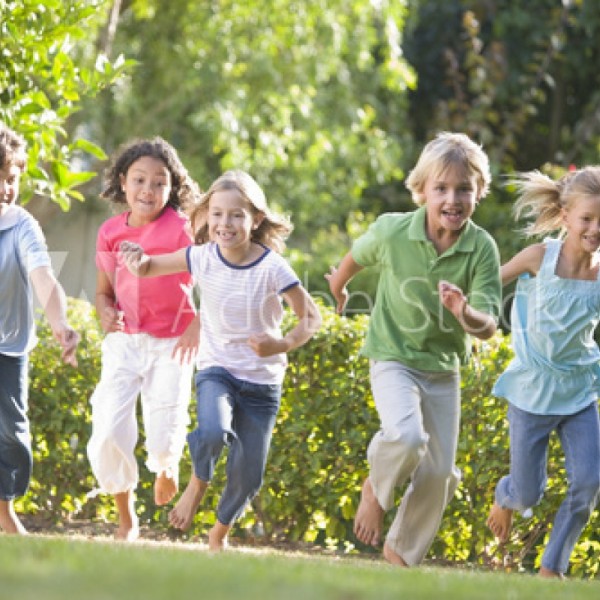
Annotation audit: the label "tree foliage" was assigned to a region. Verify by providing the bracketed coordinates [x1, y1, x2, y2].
[404, 0, 600, 260]
[0, 0, 134, 209]
[84, 0, 416, 291]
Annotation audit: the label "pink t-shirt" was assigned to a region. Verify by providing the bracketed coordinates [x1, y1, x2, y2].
[96, 206, 195, 338]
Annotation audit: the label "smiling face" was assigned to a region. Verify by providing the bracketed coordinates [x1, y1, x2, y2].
[562, 195, 600, 255]
[0, 163, 22, 217]
[207, 188, 264, 262]
[119, 156, 171, 227]
[422, 164, 480, 240]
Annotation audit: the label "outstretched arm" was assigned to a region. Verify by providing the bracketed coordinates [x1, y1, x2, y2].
[248, 285, 322, 357]
[325, 251, 364, 314]
[438, 280, 497, 340]
[30, 266, 79, 366]
[500, 243, 544, 286]
[120, 241, 189, 277]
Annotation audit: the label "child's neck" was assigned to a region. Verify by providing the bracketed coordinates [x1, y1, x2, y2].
[219, 241, 263, 266]
[426, 225, 461, 255]
[555, 239, 599, 281]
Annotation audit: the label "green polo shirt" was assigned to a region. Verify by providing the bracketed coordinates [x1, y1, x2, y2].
[352, 206, 501, 371]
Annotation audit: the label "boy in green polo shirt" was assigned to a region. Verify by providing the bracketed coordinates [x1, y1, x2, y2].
[326, 131, 501, 567]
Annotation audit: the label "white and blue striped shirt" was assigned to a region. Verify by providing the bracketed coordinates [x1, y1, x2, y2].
[187, 242, 299, 384]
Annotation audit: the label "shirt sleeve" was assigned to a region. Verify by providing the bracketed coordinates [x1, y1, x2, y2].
[351, 216, 385, 268]
[95, 223, 117, 273]
[468, 234, 502, 320]
[16, 214, 51, 274]
[274, 254, 300, 293]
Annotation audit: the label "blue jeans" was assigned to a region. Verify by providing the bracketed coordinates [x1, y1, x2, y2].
[495, 402, 600, 574]
[187, 367, 281, 525]
[0, 353, 32, 500]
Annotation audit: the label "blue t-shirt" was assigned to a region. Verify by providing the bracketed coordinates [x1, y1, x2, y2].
[0, 205, 51, 355]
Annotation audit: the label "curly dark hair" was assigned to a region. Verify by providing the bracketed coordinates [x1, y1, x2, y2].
[101, 137, 201, 210]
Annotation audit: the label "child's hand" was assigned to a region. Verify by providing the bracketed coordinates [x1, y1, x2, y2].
[438, 280, 467, 320]
[100, 306, 124, 333]
[54, 326, 80, 367]
[248, 332, 286, 357]
[172, 318, 200, 365]
[119, 241, 148, 275]
[325, 266, 349, 314]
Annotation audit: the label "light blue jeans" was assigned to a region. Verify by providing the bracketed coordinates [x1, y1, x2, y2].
[0, 353, 31, 500]
[495, 402, 600, 574]
[187, 367, 281, 526]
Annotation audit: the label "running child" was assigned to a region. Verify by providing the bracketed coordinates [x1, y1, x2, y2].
[487, 167, 600, 579]
[87, 137, 201, 541]
[327, 132, 502, 566]
[120, 169, 322, 551]
[0, 122, 79, 534]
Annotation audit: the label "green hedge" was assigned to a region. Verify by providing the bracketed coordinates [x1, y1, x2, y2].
[18, 298, 599, 578]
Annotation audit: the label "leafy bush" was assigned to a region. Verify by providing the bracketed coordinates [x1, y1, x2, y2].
[19, 298, 599, 578]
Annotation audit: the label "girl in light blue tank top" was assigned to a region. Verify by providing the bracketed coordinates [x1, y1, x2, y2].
[487, 167, 600, 579]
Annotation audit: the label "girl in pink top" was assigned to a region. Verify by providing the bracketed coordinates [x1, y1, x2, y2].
[87, 138, 201, 541]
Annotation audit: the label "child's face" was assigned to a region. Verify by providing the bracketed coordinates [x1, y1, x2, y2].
[0, 163, 22, 216]
[119, 156, 171, 227]
[422, 165, 479, 237]
[207, 189, 262, 255]
[561, 195, 600, 255]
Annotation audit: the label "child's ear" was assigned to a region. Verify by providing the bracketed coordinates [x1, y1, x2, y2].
[252, 212, 266, 230]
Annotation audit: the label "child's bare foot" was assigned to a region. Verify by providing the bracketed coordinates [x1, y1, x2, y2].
[486, 503, 513, 543]
[208, 521, 231, 552]
[168, 475, 208, 531]
[0, 500, 28, 535]
[383, 542, 409, 567]
[354, 477, 385, 546]
[114, 490, 139, 542]
[539, 567, 565, 580]
[115, 519, 140, 542]
[155, 471, 178, 506]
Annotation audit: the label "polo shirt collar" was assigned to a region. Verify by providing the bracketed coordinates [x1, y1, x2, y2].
[408, 205, 477, 253]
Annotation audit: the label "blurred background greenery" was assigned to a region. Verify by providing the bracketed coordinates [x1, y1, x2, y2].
[3, 0, 600, 306]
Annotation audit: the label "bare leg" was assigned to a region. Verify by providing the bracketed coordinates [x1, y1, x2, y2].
[0, 500, 28, 535]
[539, 567, 565, 580]
[168, 474, 208, 531]
[383, 542, 409, 567]
[354, 477, 385, 546]
[154, 471, 178, 506]
[486, 502, 513, 543]
[208, 520, 231, 552]
[114, 490, 139, 541]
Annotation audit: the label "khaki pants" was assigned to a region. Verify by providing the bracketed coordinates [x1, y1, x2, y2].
[368, 360, 461, 565]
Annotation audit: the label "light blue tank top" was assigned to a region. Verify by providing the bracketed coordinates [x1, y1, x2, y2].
[493, 238, 600, 415]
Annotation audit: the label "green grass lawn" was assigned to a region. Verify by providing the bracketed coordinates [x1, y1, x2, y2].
[0, 535, 597, 600]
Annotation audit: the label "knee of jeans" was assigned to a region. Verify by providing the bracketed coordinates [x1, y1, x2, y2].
[189, 426, 230, 453]
[573, 476, 600, 508]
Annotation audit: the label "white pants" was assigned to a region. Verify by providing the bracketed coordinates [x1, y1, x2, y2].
[368, 360, 461, 566]
[87, 332, 193, 494]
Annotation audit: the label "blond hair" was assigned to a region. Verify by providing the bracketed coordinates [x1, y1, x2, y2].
[190, 170, 293, 253]
[405, 132, 491, 206]
[511, 166, 600, 237]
